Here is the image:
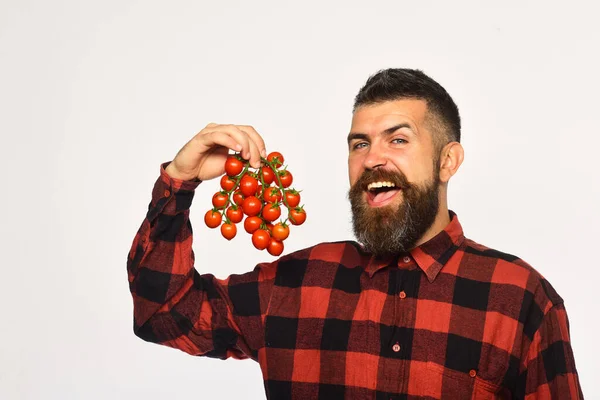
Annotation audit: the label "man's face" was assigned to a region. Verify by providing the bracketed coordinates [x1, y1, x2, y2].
[347, 99, 441, 257]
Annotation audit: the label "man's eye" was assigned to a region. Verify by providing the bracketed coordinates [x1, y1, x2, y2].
[392, 138, 407, 144]
[353, 142, 368, 150]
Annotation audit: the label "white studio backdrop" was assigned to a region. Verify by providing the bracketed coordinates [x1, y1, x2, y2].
[1, 0, 598, 398]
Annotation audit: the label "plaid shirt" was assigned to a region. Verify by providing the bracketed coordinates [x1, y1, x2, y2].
[127, 162, 583, 399]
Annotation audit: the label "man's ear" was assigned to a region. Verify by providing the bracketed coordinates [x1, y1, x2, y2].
[438, 142, 464, 183]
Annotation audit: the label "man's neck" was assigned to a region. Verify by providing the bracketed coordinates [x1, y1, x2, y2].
[412, 205, 451, 249]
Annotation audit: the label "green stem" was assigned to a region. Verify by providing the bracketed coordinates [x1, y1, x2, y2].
[257, 164, 266, 201]
[261, 157, 292, 211]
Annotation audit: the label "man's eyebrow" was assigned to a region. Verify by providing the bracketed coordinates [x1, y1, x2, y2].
[347, 123, 414, 144]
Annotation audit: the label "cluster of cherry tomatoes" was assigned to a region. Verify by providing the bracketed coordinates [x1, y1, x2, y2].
[204, 151, 306, 256]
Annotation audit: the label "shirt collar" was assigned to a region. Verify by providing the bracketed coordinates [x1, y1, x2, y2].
[364, 210, 465, 282]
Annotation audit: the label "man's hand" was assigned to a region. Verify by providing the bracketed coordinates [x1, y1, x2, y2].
[165, 123, 267, 181]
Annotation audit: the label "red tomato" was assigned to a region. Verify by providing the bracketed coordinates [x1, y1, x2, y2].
[284, 190, 300, 208]
[204, 210, 222, 229]
[233, 190, 244, 206]
[212, 192, 229, 209]
[240, 174, 259, 197]
[221, 223, 237, 240]
[263, 187, 282, 203]
[260, 166, 275, 185]
[289, 208, 306, 225]
[252, 229, 270, 250]
[226, 206, 243, 223]
[262, 203, 281, 222]
[267, 151, 284, 168]
[271, 223, 289, 241]
[279, 170, 293, 188]
[242, 196, 262, 216]
[220, 175, 236, 191]
[244, 216, 263, 234]
[267, 238, 284, 256]
[225, 156, 244, 176]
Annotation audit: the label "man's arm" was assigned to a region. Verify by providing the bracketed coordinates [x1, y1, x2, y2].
[126, 162, 275, 360]
[518, 302, 583, 398]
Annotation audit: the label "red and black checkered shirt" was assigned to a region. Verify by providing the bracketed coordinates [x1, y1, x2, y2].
[127, 162, 583, 399]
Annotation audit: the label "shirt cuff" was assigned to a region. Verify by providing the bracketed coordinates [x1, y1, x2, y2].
[146, 161, 202, 218]
[159, 161, 202, 192]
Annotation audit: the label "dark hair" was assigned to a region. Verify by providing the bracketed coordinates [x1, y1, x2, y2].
[353, 68, 461, 147]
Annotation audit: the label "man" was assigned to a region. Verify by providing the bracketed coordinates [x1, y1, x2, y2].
[127, 69, 582, 399]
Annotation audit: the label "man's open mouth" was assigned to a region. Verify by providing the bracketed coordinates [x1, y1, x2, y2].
[365, 181, 401, 207]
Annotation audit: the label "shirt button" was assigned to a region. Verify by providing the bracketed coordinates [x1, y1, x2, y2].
[164, 190, 171, 197]
[399, 291, 406, 299]
[392, 343, 401, 352]
[469, 369, 477, 378]
[402, 256, 411, 263]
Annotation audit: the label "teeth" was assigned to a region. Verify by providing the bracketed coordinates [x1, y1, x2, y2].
[367, 181, 396, 191]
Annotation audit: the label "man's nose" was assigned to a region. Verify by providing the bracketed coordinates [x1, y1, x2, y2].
[363, 145, 387, 170]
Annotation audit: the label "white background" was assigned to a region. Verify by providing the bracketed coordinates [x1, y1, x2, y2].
[1, 0, 598, 398]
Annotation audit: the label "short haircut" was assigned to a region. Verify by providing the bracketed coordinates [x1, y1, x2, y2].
[353, 68, 461, 149]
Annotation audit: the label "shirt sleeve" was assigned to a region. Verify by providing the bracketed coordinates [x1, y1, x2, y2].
[521, 302, 584, 399]
[126, 161, 276, 360]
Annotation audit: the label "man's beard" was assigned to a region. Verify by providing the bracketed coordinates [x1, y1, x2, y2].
[348, 168, 441, 258]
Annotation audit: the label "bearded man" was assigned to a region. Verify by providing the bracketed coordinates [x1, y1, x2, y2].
[127, 68, 582, 399]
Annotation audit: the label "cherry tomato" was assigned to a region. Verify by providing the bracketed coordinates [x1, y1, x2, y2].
[267, 151, 284, 168]
[225, 156, 244, 176]
[252, 229, 270, 250]
[263, 187, 282, 203]
[289, 208, 306, 225]
[244, 216, 263, 234]
[220, 175, 236, 191]
[267, 238, 284, 256]
[279, 170, 293, 188]
[226, 206, 243, 223]
[284, 190, 300, 208]
[221, 223, 237, 240]
[271, 223, 290, 241]
[204, 210, 222, 229]
[242, 196, 262, 216]
[240, 174, 259, 197]
[260, 166, 275, 185]
[262, 203, 281, 222]
[233, 190, 244, 206]
[212, 192, 229, 209]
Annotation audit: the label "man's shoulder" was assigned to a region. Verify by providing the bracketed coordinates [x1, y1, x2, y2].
[459, 237, 563, 308]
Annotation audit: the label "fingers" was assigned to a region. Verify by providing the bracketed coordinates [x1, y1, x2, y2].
[245, 136, 262, 168]
[224, 125, 253, 158]
[199, 124, 265, 168]
[199, 131, 242, 154]
[238, 125, 267, 158]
